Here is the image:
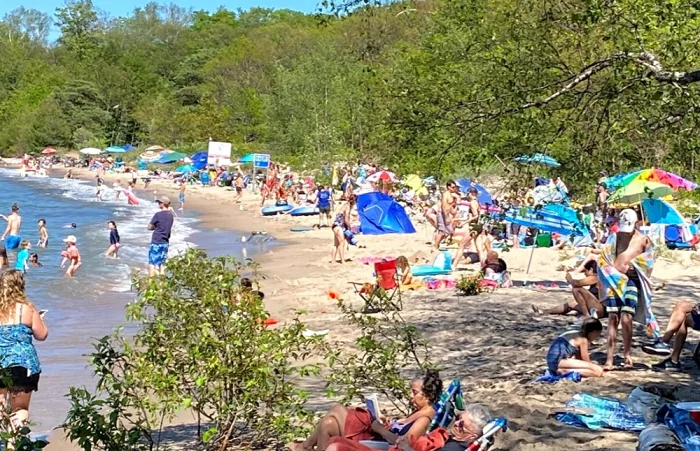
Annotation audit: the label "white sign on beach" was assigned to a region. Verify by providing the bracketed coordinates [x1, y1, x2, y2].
[207, 141, 233, 166]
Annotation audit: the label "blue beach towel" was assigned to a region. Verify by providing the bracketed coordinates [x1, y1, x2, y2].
[556, 393, 647, 431]
[533, 369, 581, 384]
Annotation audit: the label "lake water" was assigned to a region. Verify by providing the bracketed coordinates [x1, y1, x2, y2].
[0, 169, 269, 434]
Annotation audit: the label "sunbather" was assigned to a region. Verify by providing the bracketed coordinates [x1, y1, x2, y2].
[532, 261, 605, 318]
[643, 301, 700, 371]
[289, 370, 443, 451]
[325, 404, 493, 451]
[546, 318, 604, 378]
[452, 225, 492, 269]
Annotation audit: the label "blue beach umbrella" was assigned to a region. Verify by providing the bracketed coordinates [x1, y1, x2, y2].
[641, 198, 685, 225]
[514, 153, 561, 167]
[456, 178, 493, 205]
[190, 151, 208, 170]
[105, 146, 127, 153]
[175, 164, 195, 173]
[238, 153, 254, 163]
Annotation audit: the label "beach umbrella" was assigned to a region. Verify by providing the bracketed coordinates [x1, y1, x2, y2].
[105, 146, 127, 154]
[514, 153, 561, 167]
[456, 178, 493, 205]
[607, 180, 674, 205]
[403, 174, 428, 196]
[175, 164, 195, 173]
[139, 150, 161, 162]
[238, 153, 254, 163]
[79, 147, 103, 155]
[156, 151, 186, 164]
[506, 203, 588, 284]
[366, 170, 398, 183]
[41, 147, 56, 155]
[609, 168, 697, 192]
[145, 145, 165, 152]
[641, 198, 685, 225]
[191, 151, 208, 170]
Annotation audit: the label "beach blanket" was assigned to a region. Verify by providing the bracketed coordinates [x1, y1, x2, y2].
[597, 233, 660, 338]
[657, 405, 700, 450]
[533, 369, 581, 384]
[555, 393, 647, 431]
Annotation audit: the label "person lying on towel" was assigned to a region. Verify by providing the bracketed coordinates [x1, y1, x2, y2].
[289, 371, 443, 451]
[326, 404, 493, 451]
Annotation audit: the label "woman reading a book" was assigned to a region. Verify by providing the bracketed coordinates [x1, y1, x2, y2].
[289, 370, 443, 451]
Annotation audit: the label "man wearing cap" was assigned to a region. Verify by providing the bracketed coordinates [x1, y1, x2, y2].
[147, 196, 174, 276]
[597, 208, 658, 370]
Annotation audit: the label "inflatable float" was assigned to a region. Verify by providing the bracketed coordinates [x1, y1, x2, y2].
[289, 205, 320, 216]
[125, 191, 140, 205]
[412, 251, 453, 277]
[261, 204, 293, 216]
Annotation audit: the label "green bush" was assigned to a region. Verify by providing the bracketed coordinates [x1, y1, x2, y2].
[324, 294, 434, 416]
[455, 274, 484, 297]
[63, 249, 324, 450]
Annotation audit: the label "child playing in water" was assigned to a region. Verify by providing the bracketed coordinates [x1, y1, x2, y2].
[106, 221, 120, 258]
[15, 240, 30, 272]
[29, 253, 42, 267]
[60, 235, 81, 277]
[37, 219, 48, 248]
[178, 182, 186, 211]
[546, 318, 604, 378]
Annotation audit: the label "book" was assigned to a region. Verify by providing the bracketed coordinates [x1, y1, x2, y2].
[365, 394, 380, 421]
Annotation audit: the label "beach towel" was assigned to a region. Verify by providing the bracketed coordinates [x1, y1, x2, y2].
[343, 407, 378, 441]
[555, 393, 647, 431]
[657, 405, 700, 450]
[533, 369, 581, 384]
[597, 233, 660, 338]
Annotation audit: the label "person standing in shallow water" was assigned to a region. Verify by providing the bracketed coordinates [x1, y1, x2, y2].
[0, 270, 48, 429]
[148, 196, 175, 277]
[0, 203, 22, 250]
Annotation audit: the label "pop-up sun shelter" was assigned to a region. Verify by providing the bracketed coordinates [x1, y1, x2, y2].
[357, 192, 416, 235]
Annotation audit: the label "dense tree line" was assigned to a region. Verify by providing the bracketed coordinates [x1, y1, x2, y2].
[2, 0, 700, 191]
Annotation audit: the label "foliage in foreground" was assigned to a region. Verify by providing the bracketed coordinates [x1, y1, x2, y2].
[455, 274, 484, 297]
[324, 293, 434, 416]
[62, 249, 324, 450]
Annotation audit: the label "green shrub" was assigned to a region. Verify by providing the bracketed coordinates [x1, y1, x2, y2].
[324, 294, 434, 415]
[63, 249, 324, 450]
[455, 274, 484, 296]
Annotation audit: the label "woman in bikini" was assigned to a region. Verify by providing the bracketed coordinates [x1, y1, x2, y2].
[330, 195, 357, 264]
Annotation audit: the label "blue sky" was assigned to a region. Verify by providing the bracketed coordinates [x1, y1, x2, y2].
[0, 0, 320, 21]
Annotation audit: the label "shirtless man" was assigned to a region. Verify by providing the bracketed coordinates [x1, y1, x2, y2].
[0, 203, 22, 250]
[600, 209, 652, 369]
[433, 180, 458, 249]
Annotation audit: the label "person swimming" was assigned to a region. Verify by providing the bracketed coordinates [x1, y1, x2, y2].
[63, 223, 77, 229]
[29, 253, 42, 267]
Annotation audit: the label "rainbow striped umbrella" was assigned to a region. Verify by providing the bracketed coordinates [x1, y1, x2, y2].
[604, 168, 697, 192]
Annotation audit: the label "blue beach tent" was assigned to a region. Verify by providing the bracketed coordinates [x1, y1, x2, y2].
[357, 192, 416, 235]
[641, 198, 684, 225]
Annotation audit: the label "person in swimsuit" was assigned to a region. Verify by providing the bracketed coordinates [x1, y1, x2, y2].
[331, 195, 356, 264]
[289, 370, 442, 451]
[0, 203, 22, 250]
[178, 182, 186, 211]
[643, 301, 700, 371]
[37, 219, 48, 248]
[600, 209, 651, 370]
[234, 172, 244, 203]
[60, 235, 81, 277]
[106, 221, 120, 258]
[28, 254, 41, 267]
[15, 241, 30, 273]
[532, 260, 606, 318]
[148, 196, 175, 277]
[452, 224, 493, 269]
[95, 176, 104, 201]
[546, 318, 604, 378]
[433, 181, 458, 249]
[0, 247, 7, 268]
[0, 270, 48, 428]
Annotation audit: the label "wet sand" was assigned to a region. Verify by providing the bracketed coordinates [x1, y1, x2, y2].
[43, 167, 700, 450]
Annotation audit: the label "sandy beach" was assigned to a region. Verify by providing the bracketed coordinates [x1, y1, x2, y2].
[38, 166, 700, 451]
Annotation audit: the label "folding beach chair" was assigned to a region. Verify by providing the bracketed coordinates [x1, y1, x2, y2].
[350, 259, 402, 314]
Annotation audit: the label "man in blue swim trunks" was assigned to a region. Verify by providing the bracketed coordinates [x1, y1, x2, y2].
[0, 203, 22, 250]
[147, 196, 174, 277]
